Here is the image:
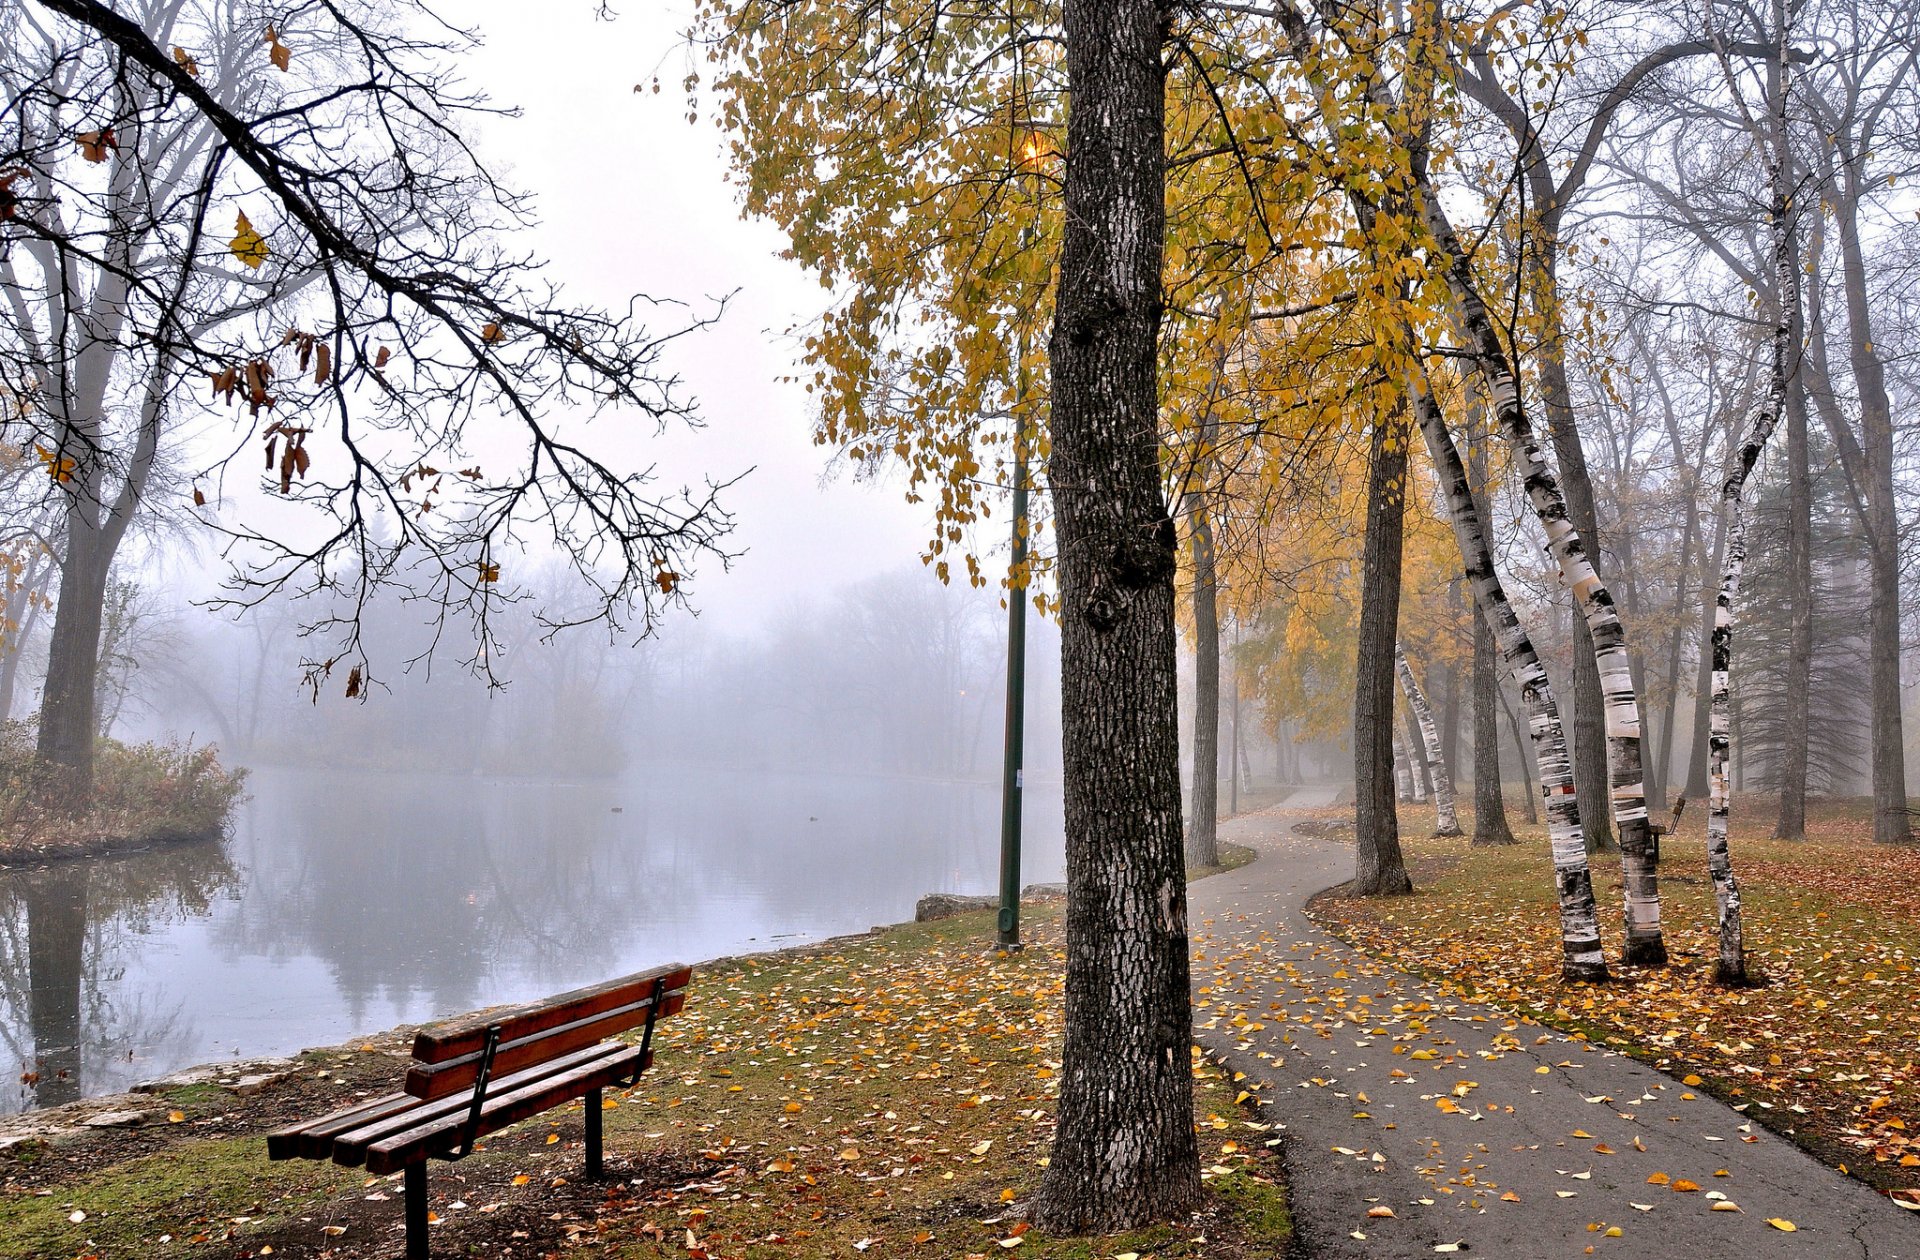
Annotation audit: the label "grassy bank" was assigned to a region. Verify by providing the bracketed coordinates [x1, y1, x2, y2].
[1312, 797, 1920, 1199]
[0, 723, 246, 864]
[1, 846, 1285, 1259]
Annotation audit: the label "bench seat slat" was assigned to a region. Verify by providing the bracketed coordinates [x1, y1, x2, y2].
[363, 1046, 649, 1176]
[405, 990, 686, 1100]
[411, 964, 692, 1064]
[267, 1090, 417, 1161]
[328, 1042, 637, 1167]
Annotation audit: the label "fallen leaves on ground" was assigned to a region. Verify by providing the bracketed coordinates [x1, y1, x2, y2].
[1317, 797, 1920, 1193]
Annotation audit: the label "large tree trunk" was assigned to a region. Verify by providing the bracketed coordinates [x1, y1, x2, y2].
[1411, 376, 1605, 980]
[1398, 645, 1461, 835]
[1031, 0, 1201, 1230]
[1186, 504, 1220, 868]
[1352, 403, 1415, 897]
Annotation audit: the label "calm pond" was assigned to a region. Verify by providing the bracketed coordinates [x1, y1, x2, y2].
[1, 766, 1065, 1113]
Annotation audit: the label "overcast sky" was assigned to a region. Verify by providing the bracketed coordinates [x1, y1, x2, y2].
[443, 0, 942, 637]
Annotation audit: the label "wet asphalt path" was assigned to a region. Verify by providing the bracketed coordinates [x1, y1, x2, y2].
[1188, 803, 1920, 1259]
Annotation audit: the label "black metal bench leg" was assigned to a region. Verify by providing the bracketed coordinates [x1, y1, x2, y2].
[405, 1162, 429, 1260]
[585, 1087, 604, 1177]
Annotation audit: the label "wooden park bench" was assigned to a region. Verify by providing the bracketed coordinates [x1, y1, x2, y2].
[267, 963, 692, 1260]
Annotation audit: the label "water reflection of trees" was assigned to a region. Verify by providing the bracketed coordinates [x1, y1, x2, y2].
[0, 839, 238, 1112]
[215, 768, 1064, 1037]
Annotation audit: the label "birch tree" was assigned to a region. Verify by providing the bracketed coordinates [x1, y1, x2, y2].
[1397, 643, 1460, 835]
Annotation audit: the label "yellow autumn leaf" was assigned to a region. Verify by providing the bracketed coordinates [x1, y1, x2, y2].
[1766, 1219, 1796, 1232]
[231, 211, 270, 269]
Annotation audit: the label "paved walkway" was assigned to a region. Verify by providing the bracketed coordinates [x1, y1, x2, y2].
[1190, 803, 1920, 1259]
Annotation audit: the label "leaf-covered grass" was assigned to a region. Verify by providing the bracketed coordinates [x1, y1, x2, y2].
[1, 886, 1286, 1259]
[0, 721, 246, 861]
[1314, 796, 1920, 1197]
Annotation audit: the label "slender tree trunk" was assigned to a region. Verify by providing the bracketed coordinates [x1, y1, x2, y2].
[1393, 731, 1414, 803]
[1032, 0, 1201, 1229]
[1398, 645, 1461, 835]
[1425, 204, 1667, 966]
[1832, 200, 1911, 845]
[0, 553, 51, 721]
[1467, 390, 1518, 846]
[1686, 502, 1729, 797]
[1401, 700, 1430, 802]
[1411, 375, 1606, 980]
[1186, 505, 1220, 868]
[1499, 682, 1541, 825]
[1706, 12, 1799, 984]
[1439, 587, 1463, 774]
[1775, 332, 1812, 839]
[1773, 55, 1812, 840]
[1352, 400, 1415, 896]
[1472, 601, 1518, 845]
[1536, 336, 1618, 856]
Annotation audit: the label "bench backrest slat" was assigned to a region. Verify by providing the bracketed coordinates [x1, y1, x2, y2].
[411, 963, 692, 1065]
[404, 966, 690, 1101]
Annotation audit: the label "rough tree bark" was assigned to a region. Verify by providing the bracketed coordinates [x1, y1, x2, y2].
[1353, 401, 1416, 896]
[1412, 375, 1606, 980]
[1393, 730, 1415, 804]
[1031, 0, 1202, 1230]
[1398, 644, 1461, 835]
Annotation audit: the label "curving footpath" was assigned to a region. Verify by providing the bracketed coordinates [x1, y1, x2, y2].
[1188, 799, 1920, 1259]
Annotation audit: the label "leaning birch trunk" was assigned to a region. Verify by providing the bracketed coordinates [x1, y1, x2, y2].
[1418, 201, 1667, 966]
[1397, 645, 1461, 835]
[1265, 1, 1621, 974]
[1411, 374, 1608, 982]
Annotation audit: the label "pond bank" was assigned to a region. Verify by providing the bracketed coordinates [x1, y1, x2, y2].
[0, 841, 1283, 1260]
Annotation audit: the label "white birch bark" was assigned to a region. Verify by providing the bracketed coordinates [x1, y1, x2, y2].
[1411, 375, 1608, 982]
[1703, 3, 1798, 986]
[1417, 203, 1667, 966]
[1393, 731, 1416, 803]
[1397, 644, 1461, 835]
[1264, 0, 1634, 973]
